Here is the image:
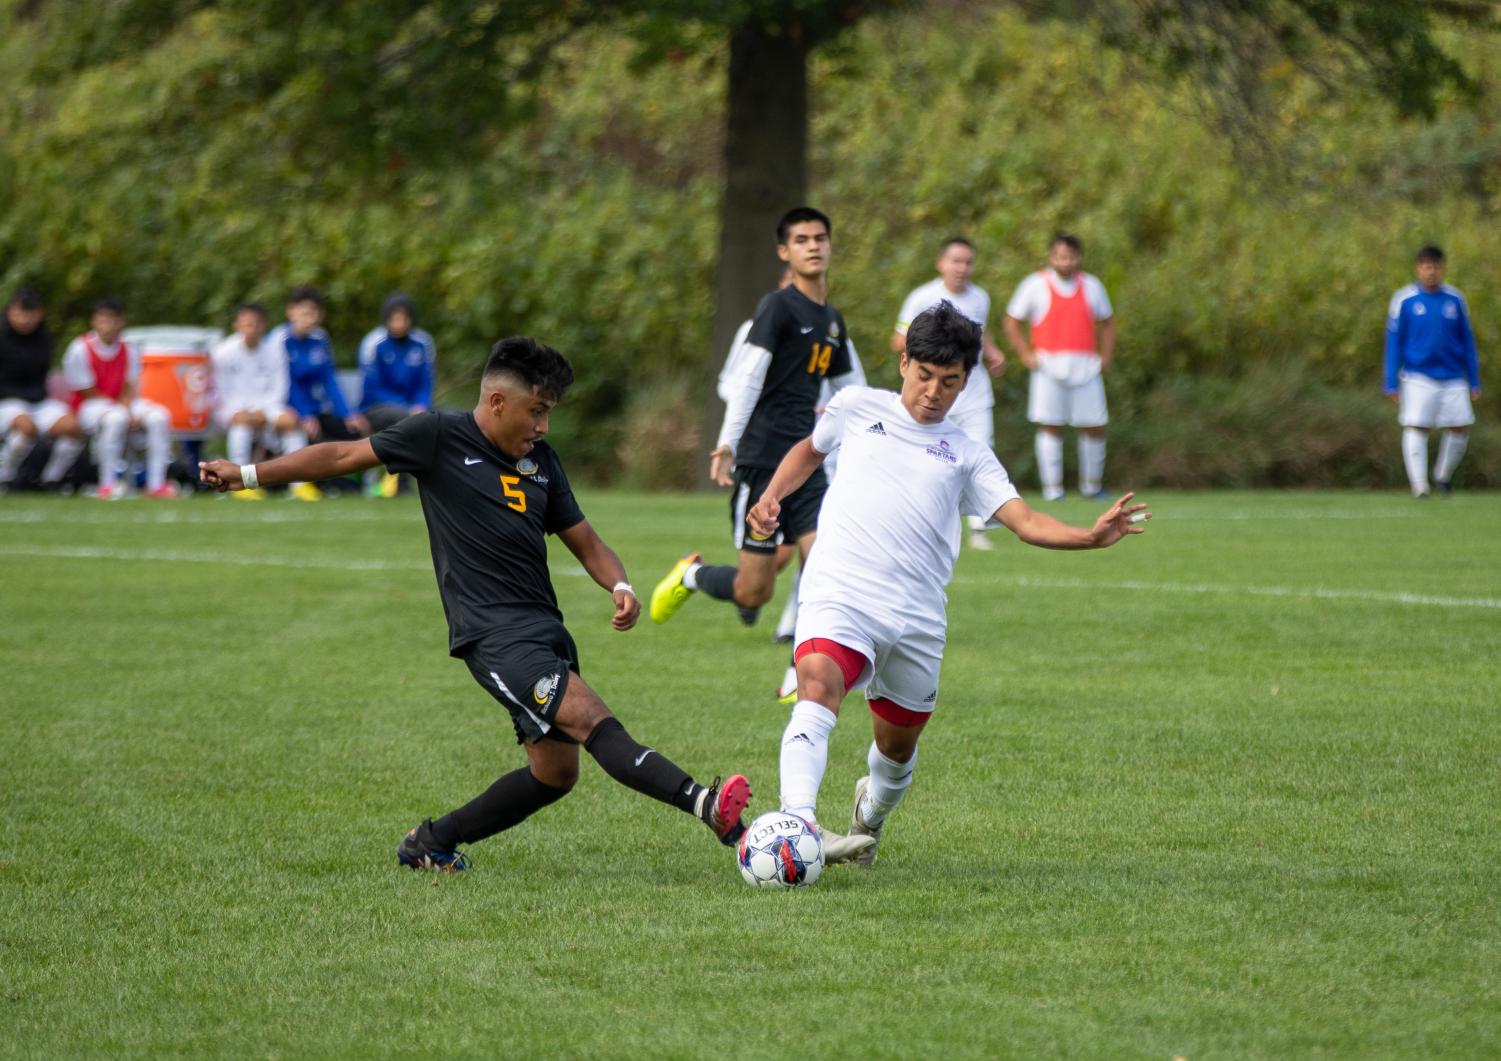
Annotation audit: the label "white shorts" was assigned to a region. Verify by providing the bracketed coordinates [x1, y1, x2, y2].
[213, 405, 295, 431]
[77, 397, 168, 434]
[1398, 373, 1474, 429]
[947, 400, 996, 450]
[794, 598, 946, 714]
[1028, 371, 1107, 428]
[0, 398, 70, 435]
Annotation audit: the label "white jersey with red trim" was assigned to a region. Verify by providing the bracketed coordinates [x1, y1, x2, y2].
[802, 386, 1020, 622]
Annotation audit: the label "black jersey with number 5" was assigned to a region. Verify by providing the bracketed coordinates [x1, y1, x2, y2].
[736, 285, 853, 470]
[370, 410, 585, 655]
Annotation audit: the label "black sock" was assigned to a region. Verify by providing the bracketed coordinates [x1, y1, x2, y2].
[584, 717, 700, 813]
[430, 767, 570, 846]
[694, 564, 739, 601]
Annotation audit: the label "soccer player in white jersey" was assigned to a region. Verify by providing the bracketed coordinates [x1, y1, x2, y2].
[747, 301, 1149, 866]
[1003, 233, 1116, 501]
[211, 302, 306, 500]
[892, 236, 1007, 550]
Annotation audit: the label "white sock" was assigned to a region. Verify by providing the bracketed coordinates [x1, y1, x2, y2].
[779, 699, 837, 823]
[1036, 431, 1063, 496]
[97, 410, 129, 488]
[142, 409, 170, 490]
[280, 429, 307, 454]
[40, 436, 83, 483]
[1079, 435, 1106, 495]
[1402, 428, 1430, 495]
[0, 430, 36, 483]
[966, 514, 987, 533]
[682, 561, 703, 591]
[774, 570, 799, 639]
[1434, 431, 1468, 485]
[859, 742, 917, 827]
[226, 423, 254, 466]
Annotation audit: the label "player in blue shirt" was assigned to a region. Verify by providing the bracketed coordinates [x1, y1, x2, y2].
[1385, 245, 1482, 497]
[357, 293, 436, 497]
[266, 286, 367, 501]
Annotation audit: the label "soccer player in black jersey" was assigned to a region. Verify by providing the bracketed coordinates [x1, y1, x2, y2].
[650, 206, 861, 630]
[199, 337, 751, 872]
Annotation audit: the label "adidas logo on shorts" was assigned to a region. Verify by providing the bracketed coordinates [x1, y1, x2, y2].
[866, 422, 886, 435]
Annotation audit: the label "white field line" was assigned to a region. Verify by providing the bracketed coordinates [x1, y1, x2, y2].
[0, 542, 591, 578]
[953, 573, 1501, 611]
[2, 542, 1493, 610]
[0, 507, 403, 525]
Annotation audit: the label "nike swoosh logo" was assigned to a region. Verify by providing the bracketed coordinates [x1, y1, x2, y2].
[464, 457, 483, 465]
[634, 749, 653, 767]
[799, 325, 815, 334]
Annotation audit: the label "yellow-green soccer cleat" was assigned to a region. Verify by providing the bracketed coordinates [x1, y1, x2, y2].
[650, 552, 700, 624]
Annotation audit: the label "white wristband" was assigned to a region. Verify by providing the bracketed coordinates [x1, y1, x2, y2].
[612, 581, 635, 597]
[240, 464, 259, 490]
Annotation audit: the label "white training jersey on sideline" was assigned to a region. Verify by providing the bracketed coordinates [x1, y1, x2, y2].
[802, 386, 1020, 622]
[211, 333, 290, 415]
[895, 278, 995, 415]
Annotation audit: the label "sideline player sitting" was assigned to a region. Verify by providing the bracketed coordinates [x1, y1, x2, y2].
[0, 286, 85, 491]
[357, 292, 436, 497]
[210, 302, 304, 500]
[199, 337, 751, 872]
[63, 297, 176, 499]
[747, 302, 1149, 866]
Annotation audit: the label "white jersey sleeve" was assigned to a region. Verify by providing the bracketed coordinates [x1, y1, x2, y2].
[811, 386, 857, 455]
[716, 319, 755, 404]
[894, 286, 931, 336]
[960, 447, 1021, 520]
[1005, 273, 1049, 323]
[62, 338, 93, 391]
[1083, 274, 1114, 320]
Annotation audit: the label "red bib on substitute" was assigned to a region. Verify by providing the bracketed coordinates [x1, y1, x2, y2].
[1030, 272, 1097, 355]
[72, 334, 132, 408]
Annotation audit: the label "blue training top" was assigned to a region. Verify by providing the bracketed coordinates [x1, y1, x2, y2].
[1385, 283, 1481, 393]
[357, 326, 436, 411]
[269, 323, 351, 419]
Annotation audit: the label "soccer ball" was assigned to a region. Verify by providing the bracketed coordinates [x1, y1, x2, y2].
[737, 811, 823, 889]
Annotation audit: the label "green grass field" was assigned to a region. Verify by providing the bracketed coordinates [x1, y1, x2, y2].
[3, 489, 1498, 1058]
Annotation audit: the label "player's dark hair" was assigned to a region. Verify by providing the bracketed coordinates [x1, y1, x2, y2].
[8, 285, 44, 310]
[776, 206, 831, 245]
[234, 301, 267, 319]
[93, 296, 126, 316]
[905, 300, 981, 374]
[381, 291, 416, 324]
[286, 285, 325, 308]
[939, 235, 975, 255]
[1051, 232, 1082, 253]
[1415, 244, 1445, 263]
[483, 336, 574, 400]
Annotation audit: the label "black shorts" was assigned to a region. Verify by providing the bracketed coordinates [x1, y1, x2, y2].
[460, 623, 580, 745]
[730, 465, 828, 555]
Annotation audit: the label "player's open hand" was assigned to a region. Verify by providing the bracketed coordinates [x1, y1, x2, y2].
[611, 587, 640, 631]
[1089, 491, 1150, 547]
[747, 496, 781, 540]
[198, 459, 243, 492]
[708, 445, 735, 487]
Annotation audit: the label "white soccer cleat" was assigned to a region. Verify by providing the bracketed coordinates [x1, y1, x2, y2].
[818, 826, 877, 865]
[849, 775, 883, 866]
[966, 530, 993, 552]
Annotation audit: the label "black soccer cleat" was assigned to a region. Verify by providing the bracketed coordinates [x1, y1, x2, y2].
[736, 606, 761, 627]
[696, 774, 752, 846]
[1435, 480, 1454, 497]
[397, 818, 470, 873]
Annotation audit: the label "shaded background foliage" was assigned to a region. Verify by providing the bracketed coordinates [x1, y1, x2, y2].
[0, 1, 1496, 486]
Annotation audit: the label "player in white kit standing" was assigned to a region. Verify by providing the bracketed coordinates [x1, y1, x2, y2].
[747, 302, 1149, 865]
[892, 236, 1007, 550]
[1003, 233, 1116, 501]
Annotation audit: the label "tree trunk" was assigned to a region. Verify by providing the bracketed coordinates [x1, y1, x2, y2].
[698, 19, 810, 488]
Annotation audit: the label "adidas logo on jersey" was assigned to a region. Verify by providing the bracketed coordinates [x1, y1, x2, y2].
[866, 422, 886, 435]
[923, 690, 937, 703]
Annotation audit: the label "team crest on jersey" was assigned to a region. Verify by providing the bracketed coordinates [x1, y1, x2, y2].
[1413, 303, 1427, 316]
[516, 458, 539, 476]
[532, 673, 560, 707]
[925, 438, 958, 464]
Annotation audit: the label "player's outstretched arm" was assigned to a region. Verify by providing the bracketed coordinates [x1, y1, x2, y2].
[198, 440, 381, 492]
[557, 519, 640, 631]
[746, 437, 825, 539]
[996, 491, 1150, 550]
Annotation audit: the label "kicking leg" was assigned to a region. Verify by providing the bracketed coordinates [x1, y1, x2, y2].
[850, 706, 929, 866]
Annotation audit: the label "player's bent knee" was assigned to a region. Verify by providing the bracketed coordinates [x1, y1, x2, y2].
[554, 673, 612, 741]
[526, 742, 581, 791]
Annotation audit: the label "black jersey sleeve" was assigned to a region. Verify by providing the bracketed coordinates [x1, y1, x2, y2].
[744, 291, 786, 353]
[370, 410, 441, 475]
[541, 448, 586, 534]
